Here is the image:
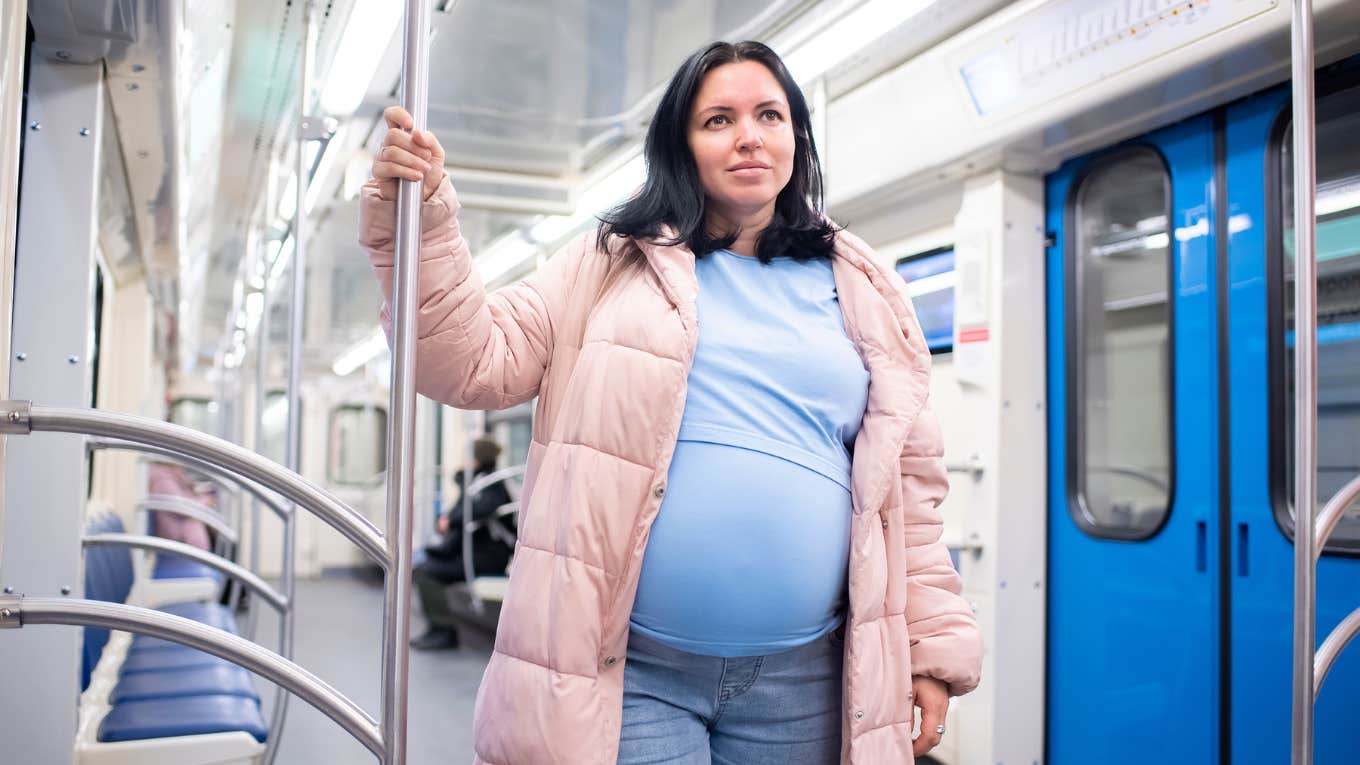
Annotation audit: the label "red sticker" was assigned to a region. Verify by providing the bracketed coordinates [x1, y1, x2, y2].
[958, 327, 990, 344]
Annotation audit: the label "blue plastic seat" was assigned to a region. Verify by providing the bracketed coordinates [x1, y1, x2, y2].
[126, 602, 239, 654]
[97, 695, 268, 743]
[109, 663, 258, 704]
[120, 645, 227, 675]
[152, 554, 225, 584]
[157, 601, 237, 624]
[83, 513, 137, 689]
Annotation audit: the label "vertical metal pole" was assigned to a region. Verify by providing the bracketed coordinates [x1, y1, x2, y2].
[383, 2, 432, 762]
[1290, 2, 1318, 764]
[245, 242, 271, 643]
[262, 4, 311, 762]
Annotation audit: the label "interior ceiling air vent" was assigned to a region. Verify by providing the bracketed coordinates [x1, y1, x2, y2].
[446, 168, 578, 216]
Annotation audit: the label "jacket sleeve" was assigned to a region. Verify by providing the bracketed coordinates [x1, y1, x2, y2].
[901, 404, 984, 697]
[358, 177, 588, 410]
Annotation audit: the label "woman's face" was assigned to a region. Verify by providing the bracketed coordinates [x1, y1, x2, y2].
[687, 60, 796, 223]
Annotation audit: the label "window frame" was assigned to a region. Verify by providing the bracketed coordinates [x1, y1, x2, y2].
[326, 403, 389, 486]
[1264, 75, 1360, 556]
[1064, 144, 1179, 542]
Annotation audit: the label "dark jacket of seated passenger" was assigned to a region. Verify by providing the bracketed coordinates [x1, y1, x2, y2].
[426, 465, 513, 563]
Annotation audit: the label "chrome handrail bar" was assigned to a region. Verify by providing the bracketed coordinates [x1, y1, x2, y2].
[86, 438, 292, 521]
[83, 533, 287, 612]
[0, 402, 387, 568]
[0, 596, 381, 756]
[1314, 475, 1360, 562]
[138, 494, 239, 544]
[945, 455, 984, 480]
[1314, 605, 1360, 699]
[381, 2, 433, 761]
[1290, 1, 1320, 763]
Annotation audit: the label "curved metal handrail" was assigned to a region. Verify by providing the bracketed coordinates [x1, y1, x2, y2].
[87, 438, 292, 521]
[1314, 474, 1360, 562]
[1314, 605, 1360, 700]
[463, 465, 526, 503]
[83, 533, 286, 611]
[0, 402, 386, 569]
[138, 494, 239, 544]
[1, 597, 381, 756]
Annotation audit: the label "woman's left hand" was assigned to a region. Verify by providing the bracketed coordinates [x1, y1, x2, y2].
[911, 675, 950, 756]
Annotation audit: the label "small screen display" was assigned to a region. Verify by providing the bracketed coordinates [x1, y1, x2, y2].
[896, 248, 955, 353]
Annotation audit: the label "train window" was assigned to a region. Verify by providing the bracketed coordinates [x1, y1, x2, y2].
[486, 403, 533, 468]
[170, 397, 219, 437]
[1069, 149, 1174, 539]
[328, 404, 388, 485]
[1278, 85, 1360, 551]
[895, 247, 956, 353]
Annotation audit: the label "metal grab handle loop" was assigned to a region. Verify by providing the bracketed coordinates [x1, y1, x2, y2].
[83, 533, 287, 611]
[8, 597, 382, 756]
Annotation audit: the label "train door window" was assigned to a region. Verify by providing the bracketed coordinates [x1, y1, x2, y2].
[1069, 149, 1174, 538]
[1278, 85, 1360, 551]
[328, 404, 388, 485]
[170, 397, 219, 436]
[895, 247, 956, 353]
[486, 402, 532, 467]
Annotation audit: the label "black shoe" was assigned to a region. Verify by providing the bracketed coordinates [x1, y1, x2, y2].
[410, 627, 460, 651]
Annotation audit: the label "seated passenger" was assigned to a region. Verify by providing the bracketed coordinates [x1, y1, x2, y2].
[409, 437, 514, 651]
[146, 461, 213, 551]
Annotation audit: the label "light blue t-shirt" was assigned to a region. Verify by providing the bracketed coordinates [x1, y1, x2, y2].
[629, 248, 870, 657]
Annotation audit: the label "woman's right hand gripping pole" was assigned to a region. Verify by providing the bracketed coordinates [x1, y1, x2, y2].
[371, 105, 447, 202]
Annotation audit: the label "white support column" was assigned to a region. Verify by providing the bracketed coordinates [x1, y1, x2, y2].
[0, 53, 105, 765]
[946, 170, 1047, 765]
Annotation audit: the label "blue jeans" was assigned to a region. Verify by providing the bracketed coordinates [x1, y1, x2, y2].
[617, 627, 845, 764]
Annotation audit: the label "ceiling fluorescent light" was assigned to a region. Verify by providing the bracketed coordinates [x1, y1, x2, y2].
[278, 175, 298, 222]
[783, 0, 936, 84]
[320, 0, 403, 116]
[332, 326, 389, 377]
[304, 126, 348, 213]
[267, 236, 295, 290]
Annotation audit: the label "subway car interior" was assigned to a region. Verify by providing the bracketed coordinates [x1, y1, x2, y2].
[1, 0, 1359, 763]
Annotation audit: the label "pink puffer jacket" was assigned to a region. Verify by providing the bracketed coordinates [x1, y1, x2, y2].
[361, 179, 982, 764]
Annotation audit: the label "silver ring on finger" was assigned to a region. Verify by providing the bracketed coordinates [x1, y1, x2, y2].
[935, 725, 946, 735]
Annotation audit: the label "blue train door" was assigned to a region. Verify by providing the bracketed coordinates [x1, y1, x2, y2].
[1046, 116, 1223, 764]
[1224, 69, 1360, 764]
[1048, 63, 1360, 765]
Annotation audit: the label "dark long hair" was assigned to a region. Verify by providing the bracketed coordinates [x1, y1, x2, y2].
[597, 41, 838, 264]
